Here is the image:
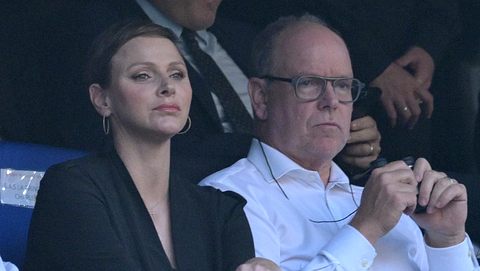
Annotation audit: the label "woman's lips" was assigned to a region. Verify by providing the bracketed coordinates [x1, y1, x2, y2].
[154, 104, 180, 112]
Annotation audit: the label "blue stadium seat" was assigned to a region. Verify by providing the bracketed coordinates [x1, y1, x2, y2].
[0, 141, 86, 267]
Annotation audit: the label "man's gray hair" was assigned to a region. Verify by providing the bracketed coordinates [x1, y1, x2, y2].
[250, 14, 331, 77]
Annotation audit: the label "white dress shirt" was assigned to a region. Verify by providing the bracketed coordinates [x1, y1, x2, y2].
[201, 139, 479, 271]
[0, 256, 18, 271]
[135, 0, 251, 133]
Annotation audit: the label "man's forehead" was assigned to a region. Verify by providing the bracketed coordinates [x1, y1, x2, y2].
[279, 22, 340, 45]
[272, 23, 351, 76]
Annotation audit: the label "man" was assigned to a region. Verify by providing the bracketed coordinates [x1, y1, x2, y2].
[218, 0, 464, 170]
[2, 0, 380, 180]
[201, 15, 479, 270]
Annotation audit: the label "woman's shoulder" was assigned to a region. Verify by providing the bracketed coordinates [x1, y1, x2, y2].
[48, 152, 111, 171]
[41, 152, 118, 189]
[46, 150, 128, 179]
[174, 176, 247, 214]
[200, 185, 247, 207]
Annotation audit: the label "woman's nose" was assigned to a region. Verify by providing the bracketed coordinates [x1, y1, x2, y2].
[157, 78, 175, 96]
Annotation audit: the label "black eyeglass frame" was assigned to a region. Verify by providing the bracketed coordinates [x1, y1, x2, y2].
[260, 74, 365, 103]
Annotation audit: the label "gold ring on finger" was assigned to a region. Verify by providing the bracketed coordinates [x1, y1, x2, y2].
[368, 143, 374, 155]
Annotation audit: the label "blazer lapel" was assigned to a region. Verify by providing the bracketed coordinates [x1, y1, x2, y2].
[169, 175, 218, 270]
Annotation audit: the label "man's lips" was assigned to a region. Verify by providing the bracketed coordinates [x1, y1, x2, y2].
[315, 122, 341, 129]
[154, 104, 180, 112]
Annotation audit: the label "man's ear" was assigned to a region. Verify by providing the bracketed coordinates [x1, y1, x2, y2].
[89, 83, 111, 117]
[248, 77, 269, 120]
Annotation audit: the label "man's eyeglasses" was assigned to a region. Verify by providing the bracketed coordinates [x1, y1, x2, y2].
[260, 75, 365, 103]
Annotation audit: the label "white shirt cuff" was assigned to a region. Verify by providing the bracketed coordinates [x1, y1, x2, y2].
[426, 234, 479, 270]
[314, 224, 377, 270]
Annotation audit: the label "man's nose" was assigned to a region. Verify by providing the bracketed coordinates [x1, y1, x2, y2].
[318, 81, 339, 108]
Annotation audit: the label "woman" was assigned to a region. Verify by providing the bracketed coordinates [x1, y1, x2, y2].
[23, 21, 277, 271]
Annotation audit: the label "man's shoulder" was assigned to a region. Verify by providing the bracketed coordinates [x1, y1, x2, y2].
[199, 158, 257, 190]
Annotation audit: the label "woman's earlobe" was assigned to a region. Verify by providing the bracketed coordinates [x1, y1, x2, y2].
[89, 83, 111, 116]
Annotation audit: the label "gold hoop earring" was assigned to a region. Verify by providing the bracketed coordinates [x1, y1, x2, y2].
[177, 116, 191, 135]
[103, 115, 110, 135]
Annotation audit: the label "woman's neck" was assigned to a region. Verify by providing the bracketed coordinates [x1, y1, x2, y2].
[114, 136, 171, 206]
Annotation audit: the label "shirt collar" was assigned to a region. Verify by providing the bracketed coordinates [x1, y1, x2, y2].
[247, 138, 351, 190]
[135, 0, 209, 44]
[329, 160, 351, 191]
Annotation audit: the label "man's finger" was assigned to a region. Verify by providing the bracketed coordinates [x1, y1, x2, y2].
[415, 89, 434, 118]
[350, 116, 376, 131]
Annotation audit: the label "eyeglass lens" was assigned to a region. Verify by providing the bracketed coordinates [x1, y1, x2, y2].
[295, 77, 360, 102]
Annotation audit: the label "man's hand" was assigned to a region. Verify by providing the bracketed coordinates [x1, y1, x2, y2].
[411, 159, 467, 248]
[349, 161, 418, 245]
[395, 46, 435, 92]
[370, 46, 435, 129]
[395, 46, 435, 119]
[338, 116, 381, 171]
[236, 257, 281, 271]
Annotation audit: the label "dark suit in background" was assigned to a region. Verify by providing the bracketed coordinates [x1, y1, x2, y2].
[1, 0, 258, 182]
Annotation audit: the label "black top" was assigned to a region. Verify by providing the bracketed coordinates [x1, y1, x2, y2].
[24, 151, 254, 270]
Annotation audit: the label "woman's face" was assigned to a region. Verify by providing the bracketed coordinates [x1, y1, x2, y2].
[106, 36, 192, 141]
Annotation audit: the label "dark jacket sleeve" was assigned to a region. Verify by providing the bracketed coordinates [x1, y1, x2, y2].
[220, 191, 255, 270]
[413, 0, 461, 64]
[23, 164, 137, 271]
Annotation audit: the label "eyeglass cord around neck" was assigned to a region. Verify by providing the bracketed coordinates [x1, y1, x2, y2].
[258, 140, 359, 223]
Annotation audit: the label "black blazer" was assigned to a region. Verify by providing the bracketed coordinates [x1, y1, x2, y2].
[24, 151, 254, 270]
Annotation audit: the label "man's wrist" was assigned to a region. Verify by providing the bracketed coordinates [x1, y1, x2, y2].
[424, 230, 466, 248]
[349, 216, 385, 245]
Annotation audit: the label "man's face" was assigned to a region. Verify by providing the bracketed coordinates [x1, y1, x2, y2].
[261, 23, 353, 170]
[152, 0, 222, 30]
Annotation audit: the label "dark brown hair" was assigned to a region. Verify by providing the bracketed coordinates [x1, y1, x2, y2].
[85, 20, 179, 88]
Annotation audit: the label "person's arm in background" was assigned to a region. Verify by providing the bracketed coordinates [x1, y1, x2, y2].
[307, 0, 460, 129]
[370, 60, 432, 128]
[304, 0, 429, 128]
[371, 0, 460, 128]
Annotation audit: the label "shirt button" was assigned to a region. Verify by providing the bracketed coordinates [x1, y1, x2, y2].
[409, 247, 417, 257]
[361, 258, 370, 268]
